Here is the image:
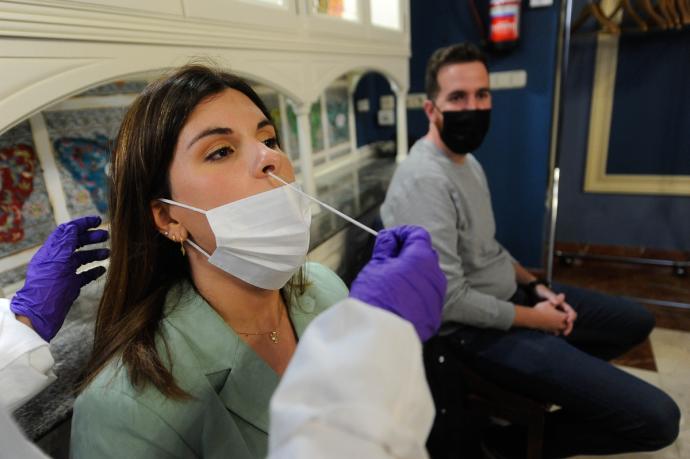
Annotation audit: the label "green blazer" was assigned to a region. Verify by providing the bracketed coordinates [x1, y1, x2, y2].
[71, 263, 348, 459]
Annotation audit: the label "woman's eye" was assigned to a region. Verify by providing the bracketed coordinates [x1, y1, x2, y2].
[206, 146, 234, 162]
[263, 137, 278, 150]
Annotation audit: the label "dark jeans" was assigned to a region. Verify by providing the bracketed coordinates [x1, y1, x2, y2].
[441, 282, 680, 458]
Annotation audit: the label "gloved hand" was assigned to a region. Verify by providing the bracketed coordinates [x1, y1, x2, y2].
[349, 225, 447, 341]
[10, 215, 109, 341]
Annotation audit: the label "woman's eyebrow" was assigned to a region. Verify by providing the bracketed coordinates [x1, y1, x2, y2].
[257, 119, 274, 130]
[187, 127, 233, 150]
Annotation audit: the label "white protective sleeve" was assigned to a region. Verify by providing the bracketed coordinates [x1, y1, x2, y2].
[268, 298, 434, 459]
[0, 298, 56, 412]
[0, 404, 48, 459]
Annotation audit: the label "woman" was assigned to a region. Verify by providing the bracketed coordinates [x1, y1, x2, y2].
[71, 65, 350, 458]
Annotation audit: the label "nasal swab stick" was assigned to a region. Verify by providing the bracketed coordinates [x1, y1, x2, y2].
[268, 171, 379, 237]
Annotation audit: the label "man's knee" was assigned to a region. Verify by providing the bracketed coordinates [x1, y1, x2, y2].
[634, 391, 681, 451]
[625, 300, 656, 344]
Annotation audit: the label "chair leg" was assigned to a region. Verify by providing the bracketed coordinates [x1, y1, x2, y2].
[526, 414, 545, 459]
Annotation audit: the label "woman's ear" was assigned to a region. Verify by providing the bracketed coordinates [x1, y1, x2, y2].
[151, 200, 173, 234]
[150, 200, 186, 236]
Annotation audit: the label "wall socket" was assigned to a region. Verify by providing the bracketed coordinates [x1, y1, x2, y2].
[489, 70, 528, 90]
[379, 94, 395, 110]
[377, 109, 395, 126]
[406, 93, 426, 109]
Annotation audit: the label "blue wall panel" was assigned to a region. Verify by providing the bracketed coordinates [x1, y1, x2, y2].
[556, 26, 690, 252]
[607, 30, 690, 176]
[354, 72, 396, 147]
[407, 0, 561, 267]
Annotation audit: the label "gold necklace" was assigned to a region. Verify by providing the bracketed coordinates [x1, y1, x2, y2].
[235, 298, 284, 344]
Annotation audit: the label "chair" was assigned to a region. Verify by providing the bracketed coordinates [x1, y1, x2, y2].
[424, 335, 549, 459]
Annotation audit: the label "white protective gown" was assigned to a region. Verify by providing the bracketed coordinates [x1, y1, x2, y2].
[0, 298, 56, 411]
[0, 298, 434, 459]
[269, 299, 434, 459]
[0, 298, 56, 459]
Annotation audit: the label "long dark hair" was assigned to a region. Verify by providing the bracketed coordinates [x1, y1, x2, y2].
[81, 64, 306, 398]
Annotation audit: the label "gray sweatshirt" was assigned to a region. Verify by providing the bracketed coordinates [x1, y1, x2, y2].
[381, 138, 517, 331]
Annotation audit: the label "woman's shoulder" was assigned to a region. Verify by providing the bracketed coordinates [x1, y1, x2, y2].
[303, 262, 348, 305]
[75, 358, 167, 413]
[287, 263, 347, 336]
[72, 358, 201, 458]
[288, 262, 348, 320]
[73, 356, 203, 448]
[74, 336, 204, 420]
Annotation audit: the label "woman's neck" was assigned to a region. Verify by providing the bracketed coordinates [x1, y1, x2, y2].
[186, 250, 282, 332]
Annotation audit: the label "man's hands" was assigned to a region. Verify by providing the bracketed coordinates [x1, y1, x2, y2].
[514, 285, 577, 336]
[535, 285, 577, 335]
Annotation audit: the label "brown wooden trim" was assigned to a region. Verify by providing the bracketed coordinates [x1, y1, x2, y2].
[555, 242, 690, 262]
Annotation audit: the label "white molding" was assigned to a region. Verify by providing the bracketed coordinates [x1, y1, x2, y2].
[28, 113, 71, 224]
[0, 2, 408, 53]
[315, 144, 375, 173]
[277, 93, 293, 156]
[0, 246, 39, 273]
[44, 94, 137, 111]
[0, 40, 408, 135]
[183, 0, 300, 30]
[313, 142, 350, 162]
[319, 95, 330, 150]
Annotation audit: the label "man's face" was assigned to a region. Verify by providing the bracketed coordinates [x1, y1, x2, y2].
[426, 61, 491, 127]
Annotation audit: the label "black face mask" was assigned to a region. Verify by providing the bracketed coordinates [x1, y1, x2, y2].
[437, 109, 491, 155]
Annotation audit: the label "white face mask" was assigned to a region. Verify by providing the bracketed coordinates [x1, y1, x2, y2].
[160, 184, 311, 290]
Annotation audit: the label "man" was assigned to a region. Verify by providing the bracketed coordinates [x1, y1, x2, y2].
[381, 43, 680, 458]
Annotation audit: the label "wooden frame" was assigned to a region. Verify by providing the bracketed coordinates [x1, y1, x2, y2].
[583, 33, 690, 196]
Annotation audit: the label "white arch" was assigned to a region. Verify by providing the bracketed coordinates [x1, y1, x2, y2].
[1, 39, 410, 133]
[303, 57, 409, 105]
[0, 41, 318, 135]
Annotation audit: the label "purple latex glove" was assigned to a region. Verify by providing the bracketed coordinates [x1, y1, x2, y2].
[349, 225, 447, 341]
[10, 215, 109, 341]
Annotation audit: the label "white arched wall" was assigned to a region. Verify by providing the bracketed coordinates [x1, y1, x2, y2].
[1, 40, 407, 135]
[0, 0, 411, 282]
[305, 62, 408, 107]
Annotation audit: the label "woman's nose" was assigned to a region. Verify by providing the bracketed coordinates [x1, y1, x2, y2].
[253, 142, 282, 178]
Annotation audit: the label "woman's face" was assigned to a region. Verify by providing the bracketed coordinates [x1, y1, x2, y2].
[164, 87, 295, 254]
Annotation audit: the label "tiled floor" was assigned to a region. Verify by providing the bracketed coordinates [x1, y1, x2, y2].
[553, 259, 690, 458]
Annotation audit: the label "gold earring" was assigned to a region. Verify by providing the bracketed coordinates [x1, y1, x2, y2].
[180, 240, 186, 256]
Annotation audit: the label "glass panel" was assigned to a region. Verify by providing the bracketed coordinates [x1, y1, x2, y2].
[285, 103, 300, 161]
[313, 0, 358, 22]
[257, 88, 283, 146]
[310, 99, 325, 152]
[325, 84, 350, 146]
[370, 0, 400, 30]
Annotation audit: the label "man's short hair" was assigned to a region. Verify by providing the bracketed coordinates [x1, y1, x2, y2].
[425, 43, 488, 101]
